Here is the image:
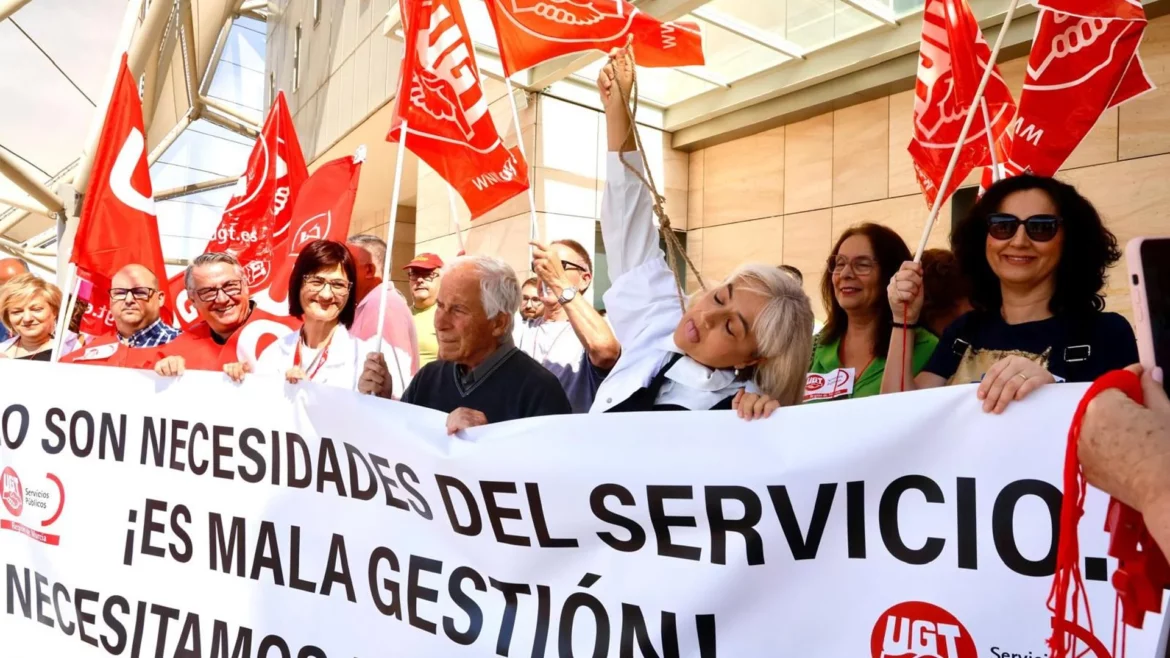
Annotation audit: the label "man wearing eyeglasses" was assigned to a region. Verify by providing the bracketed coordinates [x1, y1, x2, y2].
[518, 239, 620, 413]
[153, 252, 298, 376]
[60, 264, 180, 367]
[404, 253, 444, 368]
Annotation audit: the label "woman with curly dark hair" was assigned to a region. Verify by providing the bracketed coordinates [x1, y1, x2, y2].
[881, 175, 1137, 413]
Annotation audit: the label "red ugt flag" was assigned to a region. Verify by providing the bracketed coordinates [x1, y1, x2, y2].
[909, 0, 1017, 209]
[70, 53, 172, 336]
[178, 91, 311, 330]
[265, 154, 363, 304]
[1007, 0, 1152, 176]
[389, 0, 529, 219]
[483, 0, 704, 77]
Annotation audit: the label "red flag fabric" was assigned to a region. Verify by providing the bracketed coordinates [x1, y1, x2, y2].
[388, 0, 530, 219]
[58, 334, 164, 370]
[188, 91, 309, 330]
[166, 271, 201, 330]
[158, 307, 300, 370]
[69, 54, 172, 335]
[483, 0, 704, 77]
[908, 0, 1017, 209]
[264, 155, 363, 304]
[1007, 0, 1152, 176]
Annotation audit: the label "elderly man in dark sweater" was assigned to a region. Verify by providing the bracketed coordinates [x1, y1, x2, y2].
[401, 255, 571, 434]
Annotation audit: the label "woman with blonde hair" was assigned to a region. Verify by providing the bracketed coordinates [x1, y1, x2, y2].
[591, 48, 813, 416]
[0, 273, 78, 361]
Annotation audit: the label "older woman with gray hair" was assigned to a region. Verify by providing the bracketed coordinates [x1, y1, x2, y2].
[400, 254, 572, 434]
[593, 48, 814, 418]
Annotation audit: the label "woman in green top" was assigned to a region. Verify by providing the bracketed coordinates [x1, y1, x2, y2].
[804, 223, 938, 403]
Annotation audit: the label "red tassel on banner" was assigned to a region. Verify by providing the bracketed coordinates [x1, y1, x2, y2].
[1048, 369, 1170, 658]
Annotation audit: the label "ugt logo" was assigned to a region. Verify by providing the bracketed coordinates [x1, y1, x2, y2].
[871, 601, 977, 658]
[2, 467, 23, 517]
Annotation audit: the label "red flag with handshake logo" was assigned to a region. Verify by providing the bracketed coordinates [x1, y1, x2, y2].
[389, 0, 529, 219]
[175, 91, 310, 329]
[483, 0, 705, 77]
[908, 0, 1017, 209]
[1006, 0, 1153, 176]
[70, 54, 173, 336]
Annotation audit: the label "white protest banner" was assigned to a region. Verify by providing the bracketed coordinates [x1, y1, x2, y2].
[1, 359, 1167, 658]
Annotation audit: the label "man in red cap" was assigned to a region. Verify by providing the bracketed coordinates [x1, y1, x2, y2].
[404, 253, 444, 367]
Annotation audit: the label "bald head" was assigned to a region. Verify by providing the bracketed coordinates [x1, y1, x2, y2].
[110, 263, 165, 338]
[0, 258, 29, 286]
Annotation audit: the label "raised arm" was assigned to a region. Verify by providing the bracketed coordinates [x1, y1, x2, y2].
[599, 46, 662, 282]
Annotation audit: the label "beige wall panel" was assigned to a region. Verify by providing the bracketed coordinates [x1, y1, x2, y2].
[534, 167, 599, 220]
[888, 90, 918, 198]
[351, 37, 372, 127]
[663, 136, 689, 231]
[831, 195, 951, 255]
[368, 25, 390, 106]
[1062, 107, 1119, 170]
[688, 150, 704, 230]
[538, 97, 599, 177]
[685, 228, 704, 293]
[702, 127, 784, 227]
[782, 209, 834, 321]
[415, 166, 453, 243]
[998, 57, 1027, 102]
[784, 114, 834, 214]
[701, 216, 785, 284]
[414, 233, 463, 268]
[1058, 153, 1170, 321]
[335, 59, 355, 142]
[833, 97, 889, 206]
[466, 213, 534, 278]
[1120, 16, 1170, 159]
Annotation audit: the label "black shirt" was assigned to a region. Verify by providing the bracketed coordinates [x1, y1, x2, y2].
[401, 347, 572, 423]
[924, 310, 1138, 384]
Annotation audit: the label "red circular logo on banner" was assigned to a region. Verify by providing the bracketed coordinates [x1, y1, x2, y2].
[871, 601, 977, 658]
[806, 374, 826, 391]
[2, 467, 23, 517]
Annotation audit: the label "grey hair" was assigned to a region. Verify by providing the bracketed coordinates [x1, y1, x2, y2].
[448, 255, 521, 334]
[347, 234, 387, 272]
[725, 263, 815, 407]
[185, 252, 244, 293]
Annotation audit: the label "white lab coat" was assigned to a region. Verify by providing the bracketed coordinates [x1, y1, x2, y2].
[590, 152, 742, 413]
[256, 325, 412, 398]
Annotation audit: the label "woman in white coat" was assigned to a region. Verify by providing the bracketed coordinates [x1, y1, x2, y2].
[591, 48, 814, 416]
[227, 240, 410, 398]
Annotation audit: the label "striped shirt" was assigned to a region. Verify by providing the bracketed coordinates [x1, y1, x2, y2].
[121, 319, 181, 348]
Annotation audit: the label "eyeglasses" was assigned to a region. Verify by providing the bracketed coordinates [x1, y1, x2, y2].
[987, 213, 1063, 242]
[562, 261, 588, 274]
[303, 276, 352, 295]
[407, 269, 440, 281]
[521, 295, 542, 305]
[109, 287, 157, 302]
[194, 280, 244, 303]
[828, 255, 876, 276]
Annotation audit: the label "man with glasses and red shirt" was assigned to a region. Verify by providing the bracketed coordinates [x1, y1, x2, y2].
[154, 252, 299, 377]
[60, 264, 180, 367]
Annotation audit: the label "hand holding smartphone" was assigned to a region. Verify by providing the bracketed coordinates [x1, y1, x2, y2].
[1127, 237, 1170, 394]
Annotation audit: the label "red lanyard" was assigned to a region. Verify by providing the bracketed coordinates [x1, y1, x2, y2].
[292, 329, 335, 381]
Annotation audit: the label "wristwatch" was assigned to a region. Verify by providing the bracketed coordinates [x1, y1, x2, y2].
[557, 286, 578, 305]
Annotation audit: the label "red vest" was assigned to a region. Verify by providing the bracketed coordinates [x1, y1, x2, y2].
[157, 307, 299, 371]
[58, 334, 163, 370]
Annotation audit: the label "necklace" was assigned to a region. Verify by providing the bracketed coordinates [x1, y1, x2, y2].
[293, 325, 338, 380]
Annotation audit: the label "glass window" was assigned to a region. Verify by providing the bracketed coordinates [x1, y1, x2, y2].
[292, 23, 302, 91]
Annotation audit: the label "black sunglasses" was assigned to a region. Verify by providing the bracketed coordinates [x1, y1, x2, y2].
[987, 213, 1063, 242]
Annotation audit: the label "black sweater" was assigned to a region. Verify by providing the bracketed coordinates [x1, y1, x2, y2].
[402, 350, 572, 423]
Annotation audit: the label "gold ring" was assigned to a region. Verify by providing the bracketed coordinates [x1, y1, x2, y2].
[1015, 372, 1028, 381]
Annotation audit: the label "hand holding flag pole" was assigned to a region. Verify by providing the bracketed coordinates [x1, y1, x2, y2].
[912, 0, 1021, 262]
[376, 128, 409, 391]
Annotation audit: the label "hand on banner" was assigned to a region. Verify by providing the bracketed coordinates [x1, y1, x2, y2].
[977, 355, 1056, 414]
[446, 407, 488, 436]
[358, 352, 392, 399]
[285, 366, 308, 384]
[155, 355, 186, 378]
[732, 389, 780, 421]
[531, 241, 570, 298]
[888, 262, 925, 324]
[1080, 365, 1170, 512]
[223, 361, 252, 383]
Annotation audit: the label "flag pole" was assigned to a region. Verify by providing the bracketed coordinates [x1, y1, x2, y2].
[913, 0, 1021, 262]
[376, 123, 409, 392]
[503, 76, 541, 257]
[50, 263, 79, 363]
[980, 98, 1002, 183]
[446, 186, 467, 254]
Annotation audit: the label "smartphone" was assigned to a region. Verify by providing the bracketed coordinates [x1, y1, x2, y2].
[1127, 237, 1170, 394]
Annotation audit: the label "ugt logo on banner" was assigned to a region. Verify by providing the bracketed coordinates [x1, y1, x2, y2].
[871, 601, 978, 658]
[0, 465, 66, 547]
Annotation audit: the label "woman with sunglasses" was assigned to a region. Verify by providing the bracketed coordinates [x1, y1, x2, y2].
[226, 240, 408, 398]
[882, 175, 1137, 413]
